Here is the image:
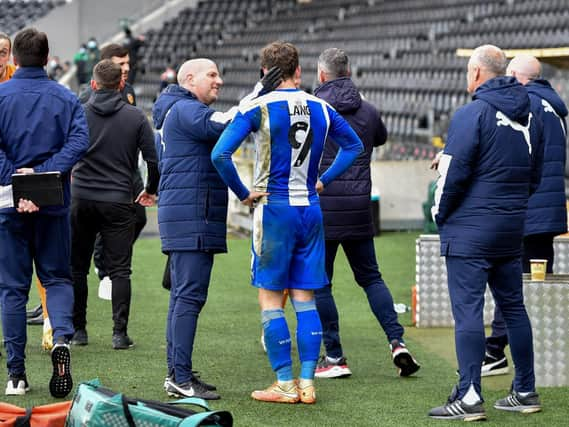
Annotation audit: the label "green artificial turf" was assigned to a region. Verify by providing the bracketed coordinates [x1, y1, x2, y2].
[4, 231, 568, 426]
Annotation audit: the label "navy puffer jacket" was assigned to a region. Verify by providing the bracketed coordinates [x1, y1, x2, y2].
[315, 77, 387, 240]
[433, 77, 544, 258]
[524, 79, 568, 237]
[152, 85, 229, 253]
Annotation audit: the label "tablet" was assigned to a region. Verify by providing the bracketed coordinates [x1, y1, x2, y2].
[11, 171, 64, 207]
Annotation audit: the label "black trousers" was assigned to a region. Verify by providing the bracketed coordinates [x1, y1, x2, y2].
[93, 203, 146, 279]
[71, 198, 135, 334]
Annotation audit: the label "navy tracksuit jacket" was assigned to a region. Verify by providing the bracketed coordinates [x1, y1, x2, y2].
[433, 76, 543, 398]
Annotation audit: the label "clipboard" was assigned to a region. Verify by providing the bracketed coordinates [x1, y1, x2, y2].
[11, 172, 64, 207]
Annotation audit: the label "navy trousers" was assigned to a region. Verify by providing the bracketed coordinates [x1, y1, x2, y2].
[446, 255, 535, 398]
[486, 233, 554, 357]
[166, 251, 214, 384]
[314, 238, 404, 359]
[0, 213, 74, 375]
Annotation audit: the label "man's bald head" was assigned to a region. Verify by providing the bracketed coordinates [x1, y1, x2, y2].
[177, 58, 216, 86]
[507, 54, 541, 85]
[466, 44, 507, 94]
[177, 58, 223, 105]
[469, 44, 507, 76]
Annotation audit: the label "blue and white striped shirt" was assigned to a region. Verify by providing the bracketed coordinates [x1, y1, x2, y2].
[212, 88, 362, 206]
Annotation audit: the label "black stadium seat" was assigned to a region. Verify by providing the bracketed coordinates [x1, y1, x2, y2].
[135, 0, 569, 160]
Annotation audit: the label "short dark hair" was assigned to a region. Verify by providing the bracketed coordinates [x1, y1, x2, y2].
[260, 41, 299, 80]
[93, 59, 122, 90]
[0, 32, 11, 50]
[100, 43, 129, 60]
[13, 28, 49, 67]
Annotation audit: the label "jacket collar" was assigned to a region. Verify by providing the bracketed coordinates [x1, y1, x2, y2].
[12, 67, 49, 80]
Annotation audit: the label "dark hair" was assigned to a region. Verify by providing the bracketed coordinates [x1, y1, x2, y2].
[0, 32, 11, 50]
[260, 41, 299, 80]
[13, 28, 49, 67]
[93, 59, 121, 90]
[100, 43, 129, 60]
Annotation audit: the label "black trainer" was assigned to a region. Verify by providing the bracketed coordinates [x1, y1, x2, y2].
[49, 340, 73, 398]
[314, 355, 352, 378]
[26, 312, 44, 326]
[5, 372, 30, 396]
[481, 352, 509, 377]
[70, 329, 88, 346]
[112, 334, 134, 350]
[192, 370, 217, 391]
[429, 386, 487, 421]
[164, 370, 216, 392]
[26, 303, 43, 319]
[494, 390, 541, 413]
[165, 377, 220, 400]
[390, 339, 421, 377]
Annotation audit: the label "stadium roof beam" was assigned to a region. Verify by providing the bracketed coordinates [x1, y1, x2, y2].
[456, 47, 569, 69]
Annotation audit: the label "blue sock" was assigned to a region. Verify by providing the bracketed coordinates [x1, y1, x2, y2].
[261, 309, 293, 381]
[291, 299, 322, 380]
[276, 365, 294, 382]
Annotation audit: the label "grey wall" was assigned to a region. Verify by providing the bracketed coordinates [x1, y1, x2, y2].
[371, 160, 435, 230]
[28, 1, 80, 62]
[29, 0, 196, 91]
[31, 0, 177, 64]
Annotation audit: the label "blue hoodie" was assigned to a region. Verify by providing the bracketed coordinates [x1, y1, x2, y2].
[152, 84, 229, 253]
[433, 76, 544, 257]
[524, 79, 568, 237]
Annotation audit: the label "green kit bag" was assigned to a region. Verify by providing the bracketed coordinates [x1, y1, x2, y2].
[65, 379, 232, 427]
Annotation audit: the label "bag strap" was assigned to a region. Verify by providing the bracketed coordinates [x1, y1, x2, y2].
[169, 398, 210, 410]
[178, 410, 233, 427]
[120, 394, 136, 427]
[14, 408, 32, 427]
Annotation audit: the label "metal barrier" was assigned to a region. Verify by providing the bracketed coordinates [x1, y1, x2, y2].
[415, 234, 569, 386]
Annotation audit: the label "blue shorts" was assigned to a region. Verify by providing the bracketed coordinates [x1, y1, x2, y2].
[251, 203, 327, 290]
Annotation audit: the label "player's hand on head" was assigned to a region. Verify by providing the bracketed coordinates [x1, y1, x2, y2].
[260, 66, 283, 94]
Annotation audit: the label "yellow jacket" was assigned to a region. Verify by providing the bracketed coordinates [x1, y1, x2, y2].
[0, 63, 16, 83]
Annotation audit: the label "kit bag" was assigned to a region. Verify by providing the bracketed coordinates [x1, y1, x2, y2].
[65, 379, 232, 427]
[0, 401, 71, 427]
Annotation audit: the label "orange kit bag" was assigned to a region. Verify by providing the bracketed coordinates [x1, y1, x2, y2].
[0, 401, 71, 427]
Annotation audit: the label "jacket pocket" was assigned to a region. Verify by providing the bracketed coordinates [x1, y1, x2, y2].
[204, 188, 210, 222]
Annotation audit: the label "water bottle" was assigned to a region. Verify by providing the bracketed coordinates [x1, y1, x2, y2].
[394, 303, 409, 314]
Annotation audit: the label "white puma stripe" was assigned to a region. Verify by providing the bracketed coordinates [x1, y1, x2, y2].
[496, 111, 533, 155]
[542, 99, 566, 136]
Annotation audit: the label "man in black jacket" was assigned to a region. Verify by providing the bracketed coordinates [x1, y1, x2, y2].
[70, 59, 158, 349]
[313, 48, 420, 378]
[81, 44, 146, 290]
